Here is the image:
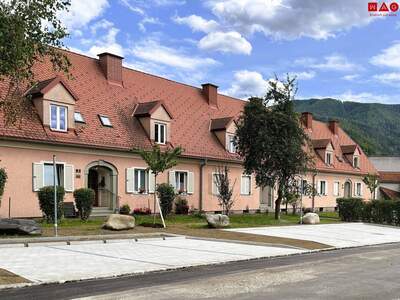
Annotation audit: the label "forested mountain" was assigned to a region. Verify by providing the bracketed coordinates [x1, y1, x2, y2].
[294, 98, 400, 155]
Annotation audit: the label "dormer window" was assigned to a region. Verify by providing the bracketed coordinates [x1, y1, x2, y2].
[325, 152, 333, 165]
[353, 156, 360, 168]
[99, 115, 112, 127]
[228, 134, 236, 153]
[155, 122, 166, 144]
[50, 104, 67, 132]
[74, 112, 85, 123]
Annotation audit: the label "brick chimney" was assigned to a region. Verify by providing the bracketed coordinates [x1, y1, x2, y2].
[329, 119, 339, 135]
[202, 83, 218, 107]
[302, 112, 313, 129]
[98, 52, 124, 85]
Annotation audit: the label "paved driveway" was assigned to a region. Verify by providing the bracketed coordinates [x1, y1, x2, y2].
[226, 223, 400, 248]
[0, 237, 304, 284]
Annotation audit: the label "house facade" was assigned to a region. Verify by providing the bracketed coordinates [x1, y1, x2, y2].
[0, 50, 376, 218]
[370, 156, 400, 200]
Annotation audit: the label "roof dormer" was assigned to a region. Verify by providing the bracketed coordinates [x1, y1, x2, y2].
[134, 100, 173, 145]
[341, 145, 361, 169]
[210, 116, 236, 153]
[27, 76, 78, 132]
[312, 139, 335, 166]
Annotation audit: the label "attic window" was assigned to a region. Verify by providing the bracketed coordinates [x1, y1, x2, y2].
[353, 156, 360, 168]
[99, 115, 112, 127]
[325, 152, 333, 165]
[74, 112, 85, 123]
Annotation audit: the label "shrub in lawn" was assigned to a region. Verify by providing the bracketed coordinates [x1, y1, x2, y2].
[0, 167, 7, 200]
[336, 197, 363, 222]
[156, 183, 175, 216]
[370, 200, 395, 224]
[38, 186, 65, 223]
[119, 204, 131, 215]
[73, 188, 95, 221]
[175, 197, 189, 215]
[133, 207, 151, 215]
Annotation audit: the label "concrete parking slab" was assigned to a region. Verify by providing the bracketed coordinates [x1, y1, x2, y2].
[0, 237, 305, 284]
[226, 223, 400, 248]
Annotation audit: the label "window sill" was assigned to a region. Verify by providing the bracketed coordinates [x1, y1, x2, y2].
[49, 128, 68, 133]
[240, 193, 251, 196]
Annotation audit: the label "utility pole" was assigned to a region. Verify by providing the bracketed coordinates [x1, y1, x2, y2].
[53, 155, 58, 237]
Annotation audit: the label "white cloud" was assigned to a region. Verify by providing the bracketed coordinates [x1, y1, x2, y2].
[131, 38, 218, 70]
[223, 70, 268, 99]
[370, 42, 400, 68]
[373, 72, 400, 86]
[304, 91, 400, 104]
[297, 54, 359, 72]
[138, 17, 162, 32]
[289, 71, 316, 80]
[173, 14, 219, 33]
[199, 31, 252, 55]
[342, 74, 360, 81]
[59, 0, 109, 31]
[207, 0, 375, 40]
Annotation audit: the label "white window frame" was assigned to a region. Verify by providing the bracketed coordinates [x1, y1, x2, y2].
[325, 151, 333, 165]
[175, 171, 188, 194]
[154, 122, 167, 144]
[50, 104, 68, 132]
[353, 156, 360, 168]
[333, 181, 340, 196]
[241, 175, 251, 196]
[356, 182, 362, 196]
[228, 134, 236, 153]
[134, 168, 148, 194]
[42, 161, 66, 187]
[319, 180, 327, 196]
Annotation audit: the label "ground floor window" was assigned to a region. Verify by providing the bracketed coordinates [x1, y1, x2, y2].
[175, 171, 187, 194]
[241, 175, 251, 195]
[333, 181, 340, 196]
[134, 168, 148, 193]
[44, 163, 64, 187]
[356, 182, 362, 196]
[319, 180, 327, 196]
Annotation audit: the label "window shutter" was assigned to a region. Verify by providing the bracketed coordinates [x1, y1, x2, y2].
[187, 172, 194, 194]
[169, 171, 176, 189]
[354, 183, 357, 196]
[64, 164, 74, 192]
[324, 181, 328, 196]
[32, 162, 44, 192]
[212, 173, 218, 195]
[360, 183, 363, 196]
[148, 171, 155, 194]
[126, 168, 134, 193]
[333, 182, 338, 196]
[317, 180, 321, 195]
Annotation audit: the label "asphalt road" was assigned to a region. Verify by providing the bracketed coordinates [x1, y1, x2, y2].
[1, 243, 400, 300]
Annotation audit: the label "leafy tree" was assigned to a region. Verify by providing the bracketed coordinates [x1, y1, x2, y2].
[283, 191, 300, 215]
[138, 145, 183, 227]
[235, 76, 314, 219]
[0, 0, 71, 124]
[213, 165, 236, 215]
[363, 173, 379, 200]
[156, 183, 176, 216]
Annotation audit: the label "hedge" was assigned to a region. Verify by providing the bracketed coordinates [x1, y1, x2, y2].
[73, 188, 95, 221]
[38, 186, 65, 223]
[337, 197, 400, 226]
[157, 183, 175, 216]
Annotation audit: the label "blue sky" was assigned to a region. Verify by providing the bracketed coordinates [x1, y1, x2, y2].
[60, 0, 400, 104]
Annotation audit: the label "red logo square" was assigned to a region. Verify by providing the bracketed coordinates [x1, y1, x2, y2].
[368, 2, 378, 11]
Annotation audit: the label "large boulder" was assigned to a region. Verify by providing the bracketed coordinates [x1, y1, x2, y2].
[205, 214, 230, 228]
[103, 214, 135, 230]
[0, 219, 42, 235]
[302, 212, 320, 224]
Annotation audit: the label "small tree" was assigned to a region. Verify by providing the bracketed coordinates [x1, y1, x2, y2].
[0, 167, 7, 200]
[0, 0, 71, 125]
[213, 166, 236, 215]
[363, 173, 379, 200]
[138, 145, 183, 227]
[235, 75, 313, 220]
[38, 186, 64, 223]
[157, 183, 176, 216]
[73, 188, 95, 221]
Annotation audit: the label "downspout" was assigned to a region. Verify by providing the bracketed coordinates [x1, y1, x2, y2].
[199, 159, 207, 212]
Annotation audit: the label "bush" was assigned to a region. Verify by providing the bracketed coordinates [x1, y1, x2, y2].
[38, 186, 65, 223]
[393, 201, 400, 226]
[119, 204, 131, 215]
[0, 167, 7, 199]
[370, 200, 394, 224]
[157, 183, 175, 216]
[175, 197, 189, 215]
[133, 207, 151, 215]
[73, 188, 95, 221]
[361, 201, 372, 223]
[336, 197, 364, 222]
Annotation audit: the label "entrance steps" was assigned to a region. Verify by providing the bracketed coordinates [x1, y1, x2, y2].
[91, 207, 114, 217]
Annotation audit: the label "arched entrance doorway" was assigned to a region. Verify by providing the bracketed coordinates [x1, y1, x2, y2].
[85, 161, 118, 211]
[344, 180, 352, 198]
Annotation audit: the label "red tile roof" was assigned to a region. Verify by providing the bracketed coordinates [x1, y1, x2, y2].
[379, 172, 400, 183]
[380, 187, 400, 200]
[133, 100, 173, 119]
[26, 76, 79, 100]
[312, 139, 333, 149]
[210, 117, 234, 131]
[304, 118, 377, 175]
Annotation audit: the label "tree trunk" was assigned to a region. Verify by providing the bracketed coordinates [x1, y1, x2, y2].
[274, 185, 283, 220]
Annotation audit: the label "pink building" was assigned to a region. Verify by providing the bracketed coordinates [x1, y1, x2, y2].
[0, 50, 376, 218]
